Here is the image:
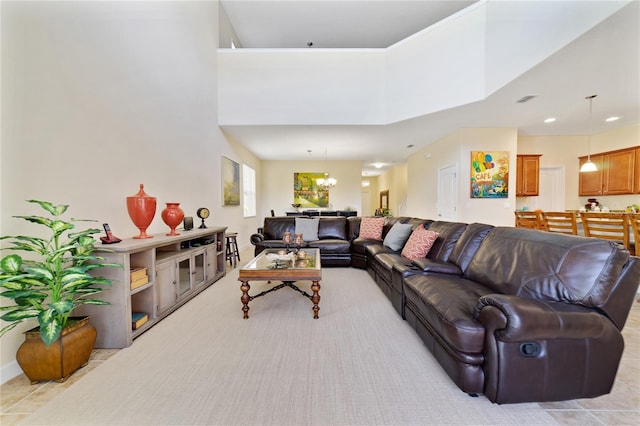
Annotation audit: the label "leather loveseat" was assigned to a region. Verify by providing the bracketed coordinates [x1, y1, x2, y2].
[251, 215, 640, 404]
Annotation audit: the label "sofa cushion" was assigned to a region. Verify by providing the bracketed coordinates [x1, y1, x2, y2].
[360, 217, 385, 240]
[383, 223, 414, 251]
[401, 226, 439, 260]
[295, 217, 319, 241]
[317, 217, 347, 240]
[404, 274, 493, 355]
[465, 227, 631, 307]
[424, 221, 468, 262]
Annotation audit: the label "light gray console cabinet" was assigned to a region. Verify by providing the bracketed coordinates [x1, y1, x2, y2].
[78, 227, 226, 348]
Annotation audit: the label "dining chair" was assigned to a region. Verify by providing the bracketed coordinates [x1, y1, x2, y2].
[628, 213, 639, 256]
[514, 210, 543, 230]
[580, 212, 632, 254]
[540, 211, 578, 235]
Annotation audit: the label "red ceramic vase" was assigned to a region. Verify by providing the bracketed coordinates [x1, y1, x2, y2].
[127, 184, 156, 239]
[161, 202, 185, 236]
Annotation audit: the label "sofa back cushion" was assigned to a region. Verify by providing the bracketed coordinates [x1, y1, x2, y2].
[448, 223, 494, 272]
[317, 217, 348, 240]
[424, 221, 468, 261]
[465, 227, 630, 307]
[263, 217, 295, 240]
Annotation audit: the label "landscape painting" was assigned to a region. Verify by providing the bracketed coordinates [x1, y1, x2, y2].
[293, 172, 329, 208]
[222, 156, 240, 206]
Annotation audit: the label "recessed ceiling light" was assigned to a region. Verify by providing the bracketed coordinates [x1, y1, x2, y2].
[605, 116, 620, 122]
[544, 117, 556, 123]
[373, 163, 383, 169]
[406, 144, 414, 148]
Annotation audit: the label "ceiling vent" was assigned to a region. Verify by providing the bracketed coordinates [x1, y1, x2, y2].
[516, 95, 538, 103]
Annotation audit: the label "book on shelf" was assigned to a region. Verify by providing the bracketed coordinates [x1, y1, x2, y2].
[132, 312, 149, 330]
[130, 275, 149, 290]
[130, 267, 148, 281]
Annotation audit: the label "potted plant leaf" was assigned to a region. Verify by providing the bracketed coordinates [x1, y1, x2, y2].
[0, 200, 120, 383]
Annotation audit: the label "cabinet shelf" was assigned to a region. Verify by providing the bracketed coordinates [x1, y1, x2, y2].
[78, 227, 227, 348]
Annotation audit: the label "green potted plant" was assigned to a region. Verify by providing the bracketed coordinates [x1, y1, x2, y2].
[0, 200, 120, 383]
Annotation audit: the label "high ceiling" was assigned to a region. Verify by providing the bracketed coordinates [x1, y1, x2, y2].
[219, 0, 640, 176]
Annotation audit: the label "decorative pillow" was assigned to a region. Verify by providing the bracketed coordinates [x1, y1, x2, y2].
[295, 217, 319, 241]
[383, 223, 414, 251]
[401, 226, 439, 260]
[359, 217, 385, 241]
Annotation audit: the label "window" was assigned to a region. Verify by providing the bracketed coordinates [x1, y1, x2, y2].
[242, 164, 256, 217]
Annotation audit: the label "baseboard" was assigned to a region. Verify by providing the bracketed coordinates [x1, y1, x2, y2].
[1, 360, 23, 385]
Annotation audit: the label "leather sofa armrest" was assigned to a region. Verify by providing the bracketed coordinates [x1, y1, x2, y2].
[474, 294, 612, 341]
[250, 233, 264, 246]
[411, 258, 462, 276]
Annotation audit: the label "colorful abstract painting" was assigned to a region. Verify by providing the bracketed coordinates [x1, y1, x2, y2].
[470, 151, 509, 198]
[294, 172, 329, 208]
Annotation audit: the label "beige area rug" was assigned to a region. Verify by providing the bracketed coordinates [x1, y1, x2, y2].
[22, 267, 557, 425]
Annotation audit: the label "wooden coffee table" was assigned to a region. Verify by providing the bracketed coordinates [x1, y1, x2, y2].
[238, 249, 322, 319]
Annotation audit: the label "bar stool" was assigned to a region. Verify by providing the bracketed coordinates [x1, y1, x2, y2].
[225, 232, 240, 268]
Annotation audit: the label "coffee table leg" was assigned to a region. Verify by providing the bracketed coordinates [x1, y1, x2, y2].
[240, 280, 251, 319]
[311, 280, 321, 319]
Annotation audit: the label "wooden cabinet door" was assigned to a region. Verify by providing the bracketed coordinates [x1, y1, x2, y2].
[604, 149, 635, 194]
[579, 154, 604, 196]
[635, 147, 640, 194]
[205, 245, 217, 281]
[516, 155, 540, 196]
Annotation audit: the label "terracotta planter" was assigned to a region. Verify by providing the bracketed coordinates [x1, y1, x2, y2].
[127, 184, 157, 239]
[161, 202, 185, 236]
[16, 317, 97, 384]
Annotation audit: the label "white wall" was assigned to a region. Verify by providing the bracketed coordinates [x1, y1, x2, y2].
[1, 0, 260, 383]
[259, 160, 362, 219]
[407, 128, 518, 226]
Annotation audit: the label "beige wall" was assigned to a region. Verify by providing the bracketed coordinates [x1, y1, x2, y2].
[259, 160, 362, 218]
[1, 1, 261, 382]
[407, 128, 519, 226]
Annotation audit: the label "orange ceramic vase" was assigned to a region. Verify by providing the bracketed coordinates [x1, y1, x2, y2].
[161, 202, 185, 236]
[127, 184, 156, 239]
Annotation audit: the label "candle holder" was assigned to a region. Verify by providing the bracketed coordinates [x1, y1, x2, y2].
[283, 232, 292, 253]
[294, 233, 304, 253]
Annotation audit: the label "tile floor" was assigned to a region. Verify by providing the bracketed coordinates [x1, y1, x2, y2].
[1, 250, 639, 425]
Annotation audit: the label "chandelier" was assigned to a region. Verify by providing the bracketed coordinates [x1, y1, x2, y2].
[317, 148, 337, 190]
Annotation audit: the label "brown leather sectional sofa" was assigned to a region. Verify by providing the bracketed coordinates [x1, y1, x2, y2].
[251, 215, 640, 404]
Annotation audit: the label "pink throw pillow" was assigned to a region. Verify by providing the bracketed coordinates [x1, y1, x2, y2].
[401, 227, 439, 260]
[359, 217, 385, 241]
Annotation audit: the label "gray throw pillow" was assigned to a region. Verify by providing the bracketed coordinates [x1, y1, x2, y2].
[383, 222, 414, 251]
[295, 217, 319, 241]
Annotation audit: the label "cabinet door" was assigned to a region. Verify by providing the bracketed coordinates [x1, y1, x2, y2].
[516, 155, 540, 196]
[205, 245, 217, 281]
[192, 251, 206, 288]
[156, 261, 177, 315]
[636, 147, 640, 194]
[177, 255, 192, 299]
[578, 154, 604, 196]
[603, 149, 635, 195]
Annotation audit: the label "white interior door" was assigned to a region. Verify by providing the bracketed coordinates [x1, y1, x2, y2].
[438, 164, 458, 220]
[530, 166, 565, 211]
[361, 190, 371, 216]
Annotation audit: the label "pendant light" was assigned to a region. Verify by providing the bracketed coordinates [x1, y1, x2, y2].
[579, 95, 598, 173]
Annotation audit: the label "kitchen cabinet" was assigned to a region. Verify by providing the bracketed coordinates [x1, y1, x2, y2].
[516, 155, 541, 196]
[579, 147, 637, 196]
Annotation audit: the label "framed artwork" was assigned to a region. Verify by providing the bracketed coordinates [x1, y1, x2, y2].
[380, 190, 389, 209]
[293, 172, 329, 208]
[222, 156, 240, 206]
[470, 151, 509, 198]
